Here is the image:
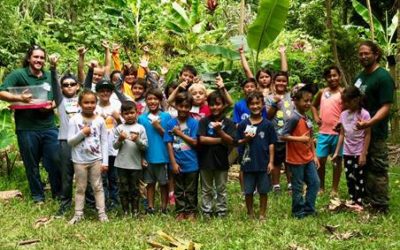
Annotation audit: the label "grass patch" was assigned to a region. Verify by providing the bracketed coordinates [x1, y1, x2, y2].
[1, 164, 400, 249]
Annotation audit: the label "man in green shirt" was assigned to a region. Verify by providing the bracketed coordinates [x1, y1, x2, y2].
[354, 40, 394, 213]
[0, 45, 61, 203]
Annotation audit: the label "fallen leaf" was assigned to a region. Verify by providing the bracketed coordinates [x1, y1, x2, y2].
[324, 224, 339, 234]
[18, 239, 40, 246]
[288, 243, 309, 250]
[33, 217, 53, 229]
[0, 190, 23, 201]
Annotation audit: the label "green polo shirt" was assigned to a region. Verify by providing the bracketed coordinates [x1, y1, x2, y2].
[354, 67, 394, 140]
[0, 67, 56, 130]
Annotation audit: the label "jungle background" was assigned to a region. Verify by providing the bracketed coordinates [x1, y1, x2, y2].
[1, 0, 400, 249]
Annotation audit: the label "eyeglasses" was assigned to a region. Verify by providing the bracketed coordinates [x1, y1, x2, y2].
[62, 82, 78, 88]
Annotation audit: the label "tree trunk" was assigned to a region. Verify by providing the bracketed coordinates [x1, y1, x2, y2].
[326, 0, 349, 86]
[366, 0, 375, 41]
[392, 0, 400, 141]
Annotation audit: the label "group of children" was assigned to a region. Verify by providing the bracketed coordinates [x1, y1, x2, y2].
[46, 44, 371, 224]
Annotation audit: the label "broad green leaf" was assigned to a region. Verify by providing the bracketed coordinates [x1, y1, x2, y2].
[199, 45, 240, 60]
[172, 2, 190, 26]
[388, 13, 398, 42]
[165, 21, 185, 34]
[351, 0, 385, 42]
[247, 0, 289, 52]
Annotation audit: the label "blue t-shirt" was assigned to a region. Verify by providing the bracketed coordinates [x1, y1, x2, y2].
[237, 118, 277, 172]
[138, 111, 171, 164]
[164, 117, 199, 173]
[233, 99, 267, 124]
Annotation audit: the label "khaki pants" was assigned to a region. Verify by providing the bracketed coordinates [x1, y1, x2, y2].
[74, 161, 105, 215]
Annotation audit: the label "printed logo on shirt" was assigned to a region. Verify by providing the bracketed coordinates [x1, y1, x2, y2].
[259, 131, 265, 139]
[241, 113, 250, 121]
[64, 98, 79, 117]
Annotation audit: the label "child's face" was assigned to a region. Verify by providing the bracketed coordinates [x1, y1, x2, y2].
[180, 70, 195, 84]
[190, 88, 206, 106]
[132, 84, 145, 100]
[111, 72, 122, 85]
[325, 69, 340, 89]
[61, 79, 79, 98]
[93, 67, 105, 83]
[124, 74, 136, 85]
[209, 97, 224, 117]
[258, 72, 271, 88]
[274, 75, 288, 94]
[248, 97, 264, 116]
[342, 97, 359, 112]
[243, 82, 257, 96]
[97, 89, 112, 103]
[295, 92, 313, 113]
[176, 101, 191, 120]
[121, 108, 137, 124]
[80, 94, 97, 116]
[146, 94, 160, 112]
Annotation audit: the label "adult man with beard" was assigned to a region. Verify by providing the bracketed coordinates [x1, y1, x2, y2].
[353, 40, 395, 213]
[0, 45, 61, 203]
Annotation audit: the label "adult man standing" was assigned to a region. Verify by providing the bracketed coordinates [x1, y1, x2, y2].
[0, 45, 61, 203]
[354, 40, 394, 213]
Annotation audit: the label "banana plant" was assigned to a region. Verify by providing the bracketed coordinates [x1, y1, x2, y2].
[352, 0, 398, 56]
[246, 0, 289, 67]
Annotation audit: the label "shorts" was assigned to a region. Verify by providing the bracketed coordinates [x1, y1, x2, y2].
[274, 142, 286, 166]
[243, 171, 271, 195]
[143, 163, 168, 185]
[316, 134, 342, 158]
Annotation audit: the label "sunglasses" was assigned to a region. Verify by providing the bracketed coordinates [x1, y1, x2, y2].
[62, 82, 78, 88]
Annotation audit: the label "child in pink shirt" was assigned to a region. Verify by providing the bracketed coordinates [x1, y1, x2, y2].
[311, 66, 343, 196]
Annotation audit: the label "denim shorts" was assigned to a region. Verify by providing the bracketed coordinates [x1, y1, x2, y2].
[316, 134, 342, 158]
[243, 171, 271, 195]
[143, 163, 168, 185]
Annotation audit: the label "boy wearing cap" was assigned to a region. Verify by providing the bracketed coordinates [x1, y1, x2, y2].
[95, 80, 121, 209]
[280, 83, 320, 219]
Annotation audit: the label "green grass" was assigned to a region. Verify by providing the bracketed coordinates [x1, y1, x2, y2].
[1, 164, 400, 249]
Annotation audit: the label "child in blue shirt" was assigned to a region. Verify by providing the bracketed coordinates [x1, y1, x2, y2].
[138, 88, 171, 214]
[236, 91, 277, 220]
[164, 92, 199, 221]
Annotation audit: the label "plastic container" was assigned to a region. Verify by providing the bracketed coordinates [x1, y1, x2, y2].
[8, 83, 51, 110]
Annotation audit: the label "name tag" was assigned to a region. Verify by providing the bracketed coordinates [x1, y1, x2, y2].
[244, 125, 257, 135]
[354, 78, 362, 88]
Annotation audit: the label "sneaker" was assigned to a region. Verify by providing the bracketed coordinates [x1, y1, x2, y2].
[273, 185, 281, 193]
[202, 212, 212, 219]
[216, 212, 227, 218]
[259, 215, 266, 221]
[146, 207, 156, 215]
[99, 213, 109, 223]
[160, 208, 168, 215]
[68, 214, 84, 225]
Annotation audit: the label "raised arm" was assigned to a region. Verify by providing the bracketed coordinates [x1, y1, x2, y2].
[112, 43, 122, 71]
[48, 54, 63, 106]
[215, 76, 233, 107]
[239, 46, 254, 79]
[311, 90, 323, 126]
[102, 40, 111, 77]
[279, 46, 288, 72]
[77, 47, 88, 83]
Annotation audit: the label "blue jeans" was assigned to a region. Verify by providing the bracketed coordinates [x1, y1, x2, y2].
[289, 161, 320, 218]
[16, 129, 61, 202]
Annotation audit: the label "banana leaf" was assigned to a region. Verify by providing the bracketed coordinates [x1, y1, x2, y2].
[247, 0, 289, 55]
[199, 45, 240, 60]
[351, 0, 385, 43]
